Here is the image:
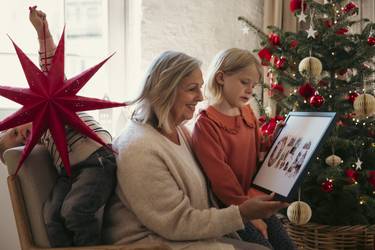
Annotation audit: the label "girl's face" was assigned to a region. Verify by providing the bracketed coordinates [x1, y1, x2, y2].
[170, 68, 204, 125]
[217, 64, 259, 109]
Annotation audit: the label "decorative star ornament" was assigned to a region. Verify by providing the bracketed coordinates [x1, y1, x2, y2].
[0, 28, 126, 176]
[297, 11, 307, 23]
[355, 158, 363, 171]
[241, 26, 250, 35]
[306, 25, 317, 39]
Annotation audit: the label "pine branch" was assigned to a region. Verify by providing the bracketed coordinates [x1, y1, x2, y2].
[238, 16, 267, 39]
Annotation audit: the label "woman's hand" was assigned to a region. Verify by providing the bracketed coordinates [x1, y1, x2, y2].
[250, 219, 268, 239]
[239, 193, 288, 221]
[29, 6, 51, 39]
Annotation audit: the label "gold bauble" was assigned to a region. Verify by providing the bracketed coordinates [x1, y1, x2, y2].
[353, 93, 375, 118]
[298, 56, 322, 78]
[325, 154, 342, 167]
[287, 201, 312, 225]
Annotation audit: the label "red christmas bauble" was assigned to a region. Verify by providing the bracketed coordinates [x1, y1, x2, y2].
[271, 83, 284, 93]
[290, 40, 298, 48]
[345, 168, 359, 184]
[298, 83, 316, 99]
[289, 0, 307, 13]
[347, 92, 359, 104]
[321, 179, 334, 192]
[336, 120, 344, 127]
[258, 48, 272, 66]
[274, 56, 287, 69]
[368, 171, 375, 188]
[343, 112, 355, 120]
[338, 68, 348, 75]
[342, 2, 358, 15]
[258, 115, 267, 124]
[336, 28, 348, 35]
[269, 33, 281, 46]
[368, 37, 375, 46]
[310, 94, 325, 108]
[324, 20, 333, 28]
[260, 120, 276, 136]
[318, 79, 329, 86]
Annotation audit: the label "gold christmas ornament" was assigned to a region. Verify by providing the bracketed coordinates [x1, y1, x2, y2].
[298, 56, 322, 78]
[287, 201, 312, 225]
[353, 93, 375, 118]
[325, 154, 342, 167]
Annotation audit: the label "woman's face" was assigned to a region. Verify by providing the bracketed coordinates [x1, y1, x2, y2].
[170, 68, 204, 125]
[0, 122, 32, 150]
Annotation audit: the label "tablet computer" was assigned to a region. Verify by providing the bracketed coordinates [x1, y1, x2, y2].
[252, 112, 337, 201]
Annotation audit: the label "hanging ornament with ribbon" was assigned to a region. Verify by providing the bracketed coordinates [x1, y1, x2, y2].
[287, 189, 312, 225]
[306, 9, 317, 39]
[297, 0, 307, 23]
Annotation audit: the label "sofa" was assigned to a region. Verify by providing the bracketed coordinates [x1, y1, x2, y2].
[3, 145, 169, 250]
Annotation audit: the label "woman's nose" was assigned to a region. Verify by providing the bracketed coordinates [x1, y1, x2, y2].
[196, 88, 204, 101]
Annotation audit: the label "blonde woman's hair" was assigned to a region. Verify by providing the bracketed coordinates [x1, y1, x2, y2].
[131, 51, 201, 133]
[205, 48, 262, 102]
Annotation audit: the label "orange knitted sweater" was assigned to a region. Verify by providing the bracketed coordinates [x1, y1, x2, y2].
[192, 105, 263, 206]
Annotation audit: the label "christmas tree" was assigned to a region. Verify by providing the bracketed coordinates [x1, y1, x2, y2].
[240, 0, 375, 226]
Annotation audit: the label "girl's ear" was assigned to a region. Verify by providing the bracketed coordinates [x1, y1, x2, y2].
[215, 70, 225, 85]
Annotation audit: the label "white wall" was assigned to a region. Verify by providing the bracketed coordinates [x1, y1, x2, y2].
[124, 0, 264, 102]
[141, 0, 263, 75]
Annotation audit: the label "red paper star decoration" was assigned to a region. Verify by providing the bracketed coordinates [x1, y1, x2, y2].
[0, 29, 126, 176]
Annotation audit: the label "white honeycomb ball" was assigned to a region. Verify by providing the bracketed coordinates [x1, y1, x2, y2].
[287, 201, 312, 225]
[298, 56, 322, 78]
[353, 93, 375, 118]
[325, 154, 342, 167]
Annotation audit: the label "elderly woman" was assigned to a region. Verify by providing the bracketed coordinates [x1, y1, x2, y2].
[103, 51, 288, 250]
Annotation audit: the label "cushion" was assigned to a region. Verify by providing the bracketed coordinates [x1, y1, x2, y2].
[4, 145, 57, 247]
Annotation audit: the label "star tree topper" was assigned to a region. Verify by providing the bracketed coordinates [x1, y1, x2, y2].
[0, 28, 126, 176]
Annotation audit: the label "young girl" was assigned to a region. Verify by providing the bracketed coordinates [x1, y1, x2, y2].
[192, 48, 296, 250]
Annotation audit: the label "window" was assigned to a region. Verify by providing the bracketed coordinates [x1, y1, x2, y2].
[0, 0, 127, 135]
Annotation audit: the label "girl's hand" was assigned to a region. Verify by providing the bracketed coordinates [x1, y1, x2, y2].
[29, 6, 51, 38]
[250, 219, 268, 239]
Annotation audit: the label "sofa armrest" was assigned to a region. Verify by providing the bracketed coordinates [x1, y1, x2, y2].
[4, 145, 57, 248]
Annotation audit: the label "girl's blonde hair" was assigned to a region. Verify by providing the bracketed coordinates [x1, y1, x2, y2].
[131, 51, 201, 133]
[205, 48, 262, 102]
